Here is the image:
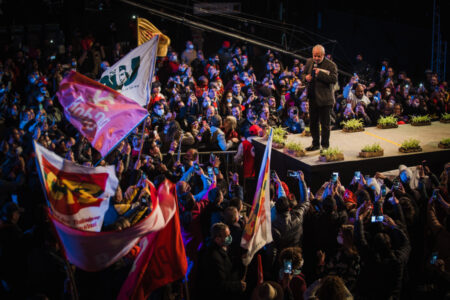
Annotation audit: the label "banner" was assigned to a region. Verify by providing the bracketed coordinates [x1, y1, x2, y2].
[137, 17, 171, 57]
[118, 180, 187, 300]
[47, 178, 181, 272]
[99, 36, 159, 106]
[241, 129, 273, 266]
[34, 141, 118, 232]
[57, 71, 148, 157]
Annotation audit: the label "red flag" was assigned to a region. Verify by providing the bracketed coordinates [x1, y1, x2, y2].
[118, 180, 188, 300]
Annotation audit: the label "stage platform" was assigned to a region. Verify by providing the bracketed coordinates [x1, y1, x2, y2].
[253, 122, 450, 192]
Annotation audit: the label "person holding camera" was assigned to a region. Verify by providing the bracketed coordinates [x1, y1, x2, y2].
[284, 106, 305, 134]
[353, 201, 411, 299]
[302, 44, 338, 151]
[270, 170, 310, 261]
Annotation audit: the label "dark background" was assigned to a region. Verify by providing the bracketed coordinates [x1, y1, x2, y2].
[1, 0, 448, 82]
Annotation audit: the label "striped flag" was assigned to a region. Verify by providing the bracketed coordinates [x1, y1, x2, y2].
[137, 17, 171, 57]
[241, 129, 273, 266]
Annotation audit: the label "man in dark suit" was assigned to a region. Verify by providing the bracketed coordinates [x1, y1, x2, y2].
[302, 45, 338, 151]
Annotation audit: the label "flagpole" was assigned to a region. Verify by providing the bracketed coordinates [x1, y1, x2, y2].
[242, 265, 249, 281]
[137, 34, 160, 162]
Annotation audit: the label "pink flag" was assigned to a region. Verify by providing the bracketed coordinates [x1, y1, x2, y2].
[50, 179, 177, 272]
[56, 71, 148, 157]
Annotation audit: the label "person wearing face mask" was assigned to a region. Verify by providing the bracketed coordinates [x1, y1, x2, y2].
[316, 225, 360, 293]
[199, 222, 246, 300]
[220, 91, 234, 116]
[181, 41, 197, 66]
[277, 246, 306, 299]
[150, 102, 166, 130]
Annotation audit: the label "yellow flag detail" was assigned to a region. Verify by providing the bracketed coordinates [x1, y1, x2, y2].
[137, 17, 170, 57]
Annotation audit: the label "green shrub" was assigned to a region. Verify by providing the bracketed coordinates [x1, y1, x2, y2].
[411, 115, 431, 123]
[341, 119, 364, 130]
[321, 147, 343, 158]
[273, 134, 286, 145]
[272, 126, 288, 137]
[441, 113, 450, 121]
[440, 138, 450, 146]
[285, 142, 304, 151]
[400, 138, 421, 149]
[361, 143, 383, 152]
[377, 115, 397, 126]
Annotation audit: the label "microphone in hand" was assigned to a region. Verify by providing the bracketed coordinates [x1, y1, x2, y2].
[312, 63, 318, 79]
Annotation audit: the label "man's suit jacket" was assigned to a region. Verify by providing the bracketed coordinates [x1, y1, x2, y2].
[302, 57, 338, 107]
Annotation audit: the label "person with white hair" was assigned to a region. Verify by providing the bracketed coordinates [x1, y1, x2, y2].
[302, 44, 338, 151]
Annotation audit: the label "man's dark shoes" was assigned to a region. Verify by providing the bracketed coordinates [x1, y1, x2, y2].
[306, 145, 320, 151]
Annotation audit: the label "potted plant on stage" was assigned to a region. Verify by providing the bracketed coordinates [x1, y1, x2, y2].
[319, 147, 344, 162]
[359, 143, 384, 158]
[377, 115, 398, 129]
[440, 113, 450, 124]
[411, 115, 431, 126]
[438, 138, 450, 149]
[267, 126, 288, 148]
[284, 142, 306, 157]
[304, 126, 311, 136]
[341, 119, 364, 133]
[272, 134, 286, 149]
[399, 138, 422, 153]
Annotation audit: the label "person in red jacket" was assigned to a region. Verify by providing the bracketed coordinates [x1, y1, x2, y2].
[234, 124, 262, 203]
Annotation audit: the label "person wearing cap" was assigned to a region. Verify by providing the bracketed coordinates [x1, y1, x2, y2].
[234, 124, 260, 179]
[218, 41, 232, 69]
[234, 124, 263, 204]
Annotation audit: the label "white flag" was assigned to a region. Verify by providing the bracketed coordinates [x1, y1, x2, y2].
[240, 129, 273, 266]
[99, 36, 159, 106]
[34, 141, 118, 232]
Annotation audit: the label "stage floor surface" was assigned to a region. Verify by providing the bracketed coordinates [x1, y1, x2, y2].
[257, 121, 449, 166]
[253, 122, 450, 191]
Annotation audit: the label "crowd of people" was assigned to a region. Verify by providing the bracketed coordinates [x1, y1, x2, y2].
[0, 27, 449, 300]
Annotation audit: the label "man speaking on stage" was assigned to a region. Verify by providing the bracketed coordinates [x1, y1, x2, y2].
[303, 44, 338, 151]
